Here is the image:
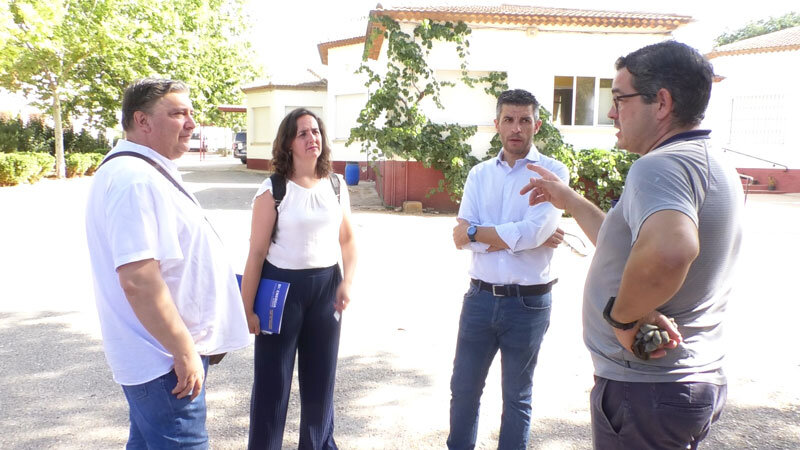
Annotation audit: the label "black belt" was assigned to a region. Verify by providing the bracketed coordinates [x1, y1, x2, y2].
[471, 278, 557, 297]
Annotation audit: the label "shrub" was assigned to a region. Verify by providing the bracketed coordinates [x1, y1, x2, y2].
[65, 153, 92, 178]
[0, 153, 38, 186]
[28, 152, 56, 182]
[571, 148, 638, 211]
[84, 152, 106, 175]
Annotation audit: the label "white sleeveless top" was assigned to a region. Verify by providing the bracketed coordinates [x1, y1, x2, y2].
[253, 174, 350, 269]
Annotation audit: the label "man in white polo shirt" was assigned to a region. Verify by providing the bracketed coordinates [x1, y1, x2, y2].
[85, 78, 249, 449]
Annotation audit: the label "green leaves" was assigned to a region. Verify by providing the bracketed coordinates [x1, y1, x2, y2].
[348, 16, 505, 201]
[715, 12, 800, 47]
[0, 0, 257, 136]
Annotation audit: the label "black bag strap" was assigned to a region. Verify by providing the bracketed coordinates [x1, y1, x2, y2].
[269, 172, 341, 242]
[329, 172, 341, 203]
[98, 151, 221, 240]
[99, 151, 198, 206]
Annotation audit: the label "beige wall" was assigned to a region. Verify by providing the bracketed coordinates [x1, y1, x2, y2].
[244, 88, 326, 161]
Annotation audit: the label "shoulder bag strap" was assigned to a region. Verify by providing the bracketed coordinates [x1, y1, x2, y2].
[269, 173, 286, 242]
[99, 151, 198, 206]
[98, 151, 221, 240]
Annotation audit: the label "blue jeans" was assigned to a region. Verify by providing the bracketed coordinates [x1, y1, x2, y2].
[121, 356, 210, 450]
[591, 377, 726, 450]
[447, 283, 552, 450]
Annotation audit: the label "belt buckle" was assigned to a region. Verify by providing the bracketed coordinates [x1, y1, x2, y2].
[491, 284, 504, 297]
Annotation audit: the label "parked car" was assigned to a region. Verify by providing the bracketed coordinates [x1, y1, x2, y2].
[232, 131, 247, 163]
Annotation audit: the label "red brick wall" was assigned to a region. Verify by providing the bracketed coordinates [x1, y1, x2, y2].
[375, 161, 460, 212]
[737, 168, 800, 193]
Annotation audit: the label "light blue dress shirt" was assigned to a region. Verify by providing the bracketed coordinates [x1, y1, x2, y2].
[458, 147, 569, 285]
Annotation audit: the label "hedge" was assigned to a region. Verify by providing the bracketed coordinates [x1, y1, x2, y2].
[0, 151, 105, 185]
[0, 153, 38, 186]
[65, 153, 93, 178]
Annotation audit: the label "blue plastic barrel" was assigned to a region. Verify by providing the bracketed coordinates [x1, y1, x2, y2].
[344, 162, 360, 186]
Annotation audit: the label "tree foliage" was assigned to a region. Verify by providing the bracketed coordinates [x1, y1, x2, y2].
[715, 12, 800, 46]
[347, 15, 507, 201]
[0, 0, 257, 177]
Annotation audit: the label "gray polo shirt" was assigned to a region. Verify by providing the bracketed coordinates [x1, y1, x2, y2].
[583, 131, 744, 384]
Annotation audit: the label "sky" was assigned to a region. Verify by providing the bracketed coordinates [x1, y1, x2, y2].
[245, 0, 797, 80]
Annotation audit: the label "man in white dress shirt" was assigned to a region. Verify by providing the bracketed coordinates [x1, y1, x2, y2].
[448, 89, 568, 449]
[85, 78, 249, 449]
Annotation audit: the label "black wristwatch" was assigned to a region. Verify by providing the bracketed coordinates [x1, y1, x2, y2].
[467, 225, 477, 243]
[603, 296, 637, 330]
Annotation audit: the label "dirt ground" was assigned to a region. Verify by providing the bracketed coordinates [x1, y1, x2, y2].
[0, 154, 797, 449]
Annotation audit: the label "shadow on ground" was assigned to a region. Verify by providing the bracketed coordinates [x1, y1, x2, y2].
[193, 187, 259, 210]
[179, 167, 265, 185]
[0, 312, 127, 449]
[704, 402, 800, 449]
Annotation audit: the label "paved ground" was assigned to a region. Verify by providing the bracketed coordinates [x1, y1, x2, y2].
[0, 153, 798, 449]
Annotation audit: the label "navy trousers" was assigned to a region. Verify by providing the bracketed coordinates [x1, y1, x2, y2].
[248, 261, 342, 450]
[591, 377, 726, 450]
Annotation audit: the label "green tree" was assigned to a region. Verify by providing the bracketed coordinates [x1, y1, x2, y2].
[715, 12, 800, 46]
[347, 15, 507, 201]
[0, 0, 257, 177]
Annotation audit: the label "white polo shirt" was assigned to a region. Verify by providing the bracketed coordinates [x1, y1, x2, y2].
[85, 140, 250, 385]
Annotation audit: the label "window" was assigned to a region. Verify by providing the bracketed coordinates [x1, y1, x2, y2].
[728, 94, 786, 145]
[553, 76, 613, 126]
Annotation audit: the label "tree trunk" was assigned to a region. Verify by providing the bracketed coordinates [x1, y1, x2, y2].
[52, 90, 65, 178]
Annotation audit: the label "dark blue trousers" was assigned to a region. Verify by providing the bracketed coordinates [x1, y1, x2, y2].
[248, 261, 342, 450]
[591, 377, 726, 450]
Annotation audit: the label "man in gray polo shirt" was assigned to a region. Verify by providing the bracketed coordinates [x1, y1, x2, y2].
[521, 41, 743, 449]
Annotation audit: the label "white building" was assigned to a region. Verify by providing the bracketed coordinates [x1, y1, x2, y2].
[705, 26, 800, 192]
[243, 4, 692, 208]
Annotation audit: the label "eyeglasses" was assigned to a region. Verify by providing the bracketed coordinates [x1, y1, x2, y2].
[612, 93, 647, 111]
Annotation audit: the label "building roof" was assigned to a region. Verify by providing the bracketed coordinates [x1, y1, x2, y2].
[318, 36, 368, 65]
[706, 26, 800, 59]
[241, 69, 328, 93]
[216, 105, 246, 113]
[364, 5, 692, 60]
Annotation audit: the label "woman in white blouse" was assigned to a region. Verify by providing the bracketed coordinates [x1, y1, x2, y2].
[241, 108, 357, 449]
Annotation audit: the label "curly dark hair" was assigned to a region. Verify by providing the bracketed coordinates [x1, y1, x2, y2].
[271, 108, 332, 178]
[615, 41, 714, 127]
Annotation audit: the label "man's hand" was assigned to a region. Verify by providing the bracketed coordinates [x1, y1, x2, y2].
[172, 352, 205, 400]
[612, 311, 682, 360]
[453, 219, 470, 249]
[520, 164, 574, 209]
[543, 227, 564, 248]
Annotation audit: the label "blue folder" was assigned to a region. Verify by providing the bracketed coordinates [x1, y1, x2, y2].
[236, 274, 290, 334]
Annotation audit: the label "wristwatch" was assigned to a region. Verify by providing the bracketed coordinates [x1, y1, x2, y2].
[603, 296, 637, 330]
[467, 225, 477, 243]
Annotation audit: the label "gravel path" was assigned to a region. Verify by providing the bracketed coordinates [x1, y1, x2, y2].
[0, 154, 797, 449]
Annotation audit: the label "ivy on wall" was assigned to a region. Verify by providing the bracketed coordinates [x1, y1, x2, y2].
[347, 14, 638, 210]
[346, 15, 507, 201]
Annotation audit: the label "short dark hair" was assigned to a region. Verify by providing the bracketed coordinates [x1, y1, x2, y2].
[272, 108, 332, 179]
[496, 89, 540, 120]
[121, 78, 189, 131]
[615, 41, 714, 127]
